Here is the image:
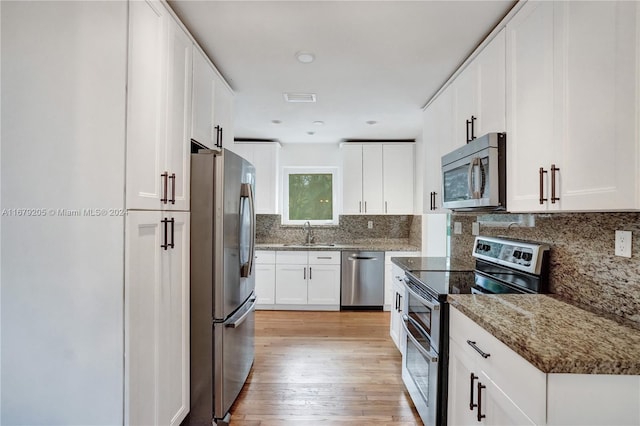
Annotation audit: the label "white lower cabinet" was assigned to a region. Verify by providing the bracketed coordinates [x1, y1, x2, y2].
[385, 252, 420, 353]
[449, 306, 640, 426]
[270, 251, 341, 310]
[255, 250, 276, 307]
[388, 265, 406, 353]
[125, 211, 190, 426]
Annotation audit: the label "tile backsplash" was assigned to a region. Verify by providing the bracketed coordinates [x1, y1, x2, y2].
[449, 212, 640, 325]
[257, 214, 421, 247]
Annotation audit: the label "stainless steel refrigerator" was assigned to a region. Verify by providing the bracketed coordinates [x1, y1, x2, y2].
[189, 148, 256, 426]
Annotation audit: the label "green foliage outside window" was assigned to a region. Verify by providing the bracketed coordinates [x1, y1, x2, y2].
[288, 174, 333, 220]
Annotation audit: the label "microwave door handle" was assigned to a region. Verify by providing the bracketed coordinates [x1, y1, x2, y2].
[468, 157, 482, 199]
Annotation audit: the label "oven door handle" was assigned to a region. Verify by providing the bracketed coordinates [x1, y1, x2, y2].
[401, 315, 439, 362]
[403, 280, 440, 311]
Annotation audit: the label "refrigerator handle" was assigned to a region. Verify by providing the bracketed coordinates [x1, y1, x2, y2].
[226, 297, 257, 328]
[239, 183, 256, 278]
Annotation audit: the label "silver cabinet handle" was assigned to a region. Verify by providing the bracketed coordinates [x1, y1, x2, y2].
[467, 340, 490, 358]
[551, 164, 560, 203]
[161, 172, 169, 204]
[539, 167, 548, 204]
[169, 173, 176, 204]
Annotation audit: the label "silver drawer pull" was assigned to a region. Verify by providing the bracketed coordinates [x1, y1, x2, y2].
[316, 256, 333, 260]
[467, 340, 491, 358]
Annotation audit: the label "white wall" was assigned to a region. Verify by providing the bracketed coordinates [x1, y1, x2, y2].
[1, 2, 127, 423]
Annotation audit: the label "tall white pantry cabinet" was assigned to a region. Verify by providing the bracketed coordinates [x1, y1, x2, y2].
[1, 1, 231, 425]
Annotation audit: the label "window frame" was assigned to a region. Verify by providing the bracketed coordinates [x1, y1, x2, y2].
[282, 166, 339, 225]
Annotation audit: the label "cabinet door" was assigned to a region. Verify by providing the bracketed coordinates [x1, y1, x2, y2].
[191, 48, 216, 148]
[275, 265, 308, 304]
[423, 86, 454, 213]
[125, 211, 163, 426]
[307, 264, 340, 305]
[362, 144, 384, 214]
[126, 0, 167, 210]
[476, 28, 506, 136]
[342, 144, 363, 214]
[255, 263, 276, 306]
[213, 73, 234, 149]
[453, 64, 479, 146]
[383, 144, 414, 214]
[479, 372, 536, 426]
[252, 143, 280, 214]
[160, 212, 190, 426]
[164, 19, 192, 211]
[447, 339, 480, 426]
[125, 211, 190, 426]
[506, 0, 557, 212]
[555, 1, 639, 210]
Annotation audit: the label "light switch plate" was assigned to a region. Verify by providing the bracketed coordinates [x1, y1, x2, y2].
[367, 221, 373, 229]
[472, 222, 480, 236]
[615, 230, 632, 258]
[453, 222, 462, 235]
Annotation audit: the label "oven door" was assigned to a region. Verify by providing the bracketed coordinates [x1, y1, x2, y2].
[441, 146, 499, 209]
[404, 280, 441, 352]
[401, 315, 439, 426]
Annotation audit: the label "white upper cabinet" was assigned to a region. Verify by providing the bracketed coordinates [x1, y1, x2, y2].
[341, 144, 364, 214]
[383, 144, 415, 214]
[342, 143, 414, 214]
[423, 85, 453, 212]
[506, 0, 557, 212]
[191, 47, 234, 150]
[506, 0, 639, 212]
[127, 1, 192, 211]
[191, 48, 216, 148]
[231, 142, 280, 214]
[553, 0, 638, 210]
[452, 29, 506, 147]
[362, 144, 385, 214]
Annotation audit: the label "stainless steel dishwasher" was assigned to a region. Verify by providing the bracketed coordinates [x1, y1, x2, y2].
[341, 251, 384, 310]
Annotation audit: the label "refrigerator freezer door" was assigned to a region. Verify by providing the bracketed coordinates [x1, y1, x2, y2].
[213, 295, 256, 421]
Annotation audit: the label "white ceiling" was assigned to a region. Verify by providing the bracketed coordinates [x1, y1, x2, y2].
[168, 0, 516, 145]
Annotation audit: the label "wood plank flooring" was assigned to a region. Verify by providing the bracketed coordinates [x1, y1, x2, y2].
[229, 310, 423, 425]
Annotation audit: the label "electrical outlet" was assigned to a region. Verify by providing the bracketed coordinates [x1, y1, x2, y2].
[367, 221, 373, 229]
[453, 222, 462, 235]
[615, 230, 632, 258]
[472, 222, 480, 236]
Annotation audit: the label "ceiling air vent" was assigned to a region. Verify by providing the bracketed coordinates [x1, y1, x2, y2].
[283, 93, 316, 103]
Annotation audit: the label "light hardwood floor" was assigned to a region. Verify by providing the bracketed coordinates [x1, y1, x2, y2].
[229, 310, 423, 425]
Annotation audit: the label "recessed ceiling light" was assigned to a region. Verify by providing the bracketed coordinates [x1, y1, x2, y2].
[296, 51, 315, 64]
[307, 131, 315, 135]
[271, 119, 282, 124]
[366, 120, 378, 125]
[313, 121, 325, 126]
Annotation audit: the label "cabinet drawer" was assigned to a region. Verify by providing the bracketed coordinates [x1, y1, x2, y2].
[450, 306, 546, 424]
[275, 251, 308, 265]
[255, 250, 275, 264]
[308, 251, 341, 265]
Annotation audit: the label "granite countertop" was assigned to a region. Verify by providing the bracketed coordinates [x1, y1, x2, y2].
[256, 241, 420, 252]
[448, 294, 640, 375]
[391, 256, 474, 272]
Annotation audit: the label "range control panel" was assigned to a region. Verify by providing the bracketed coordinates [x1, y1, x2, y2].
[473, 236, 549, 275]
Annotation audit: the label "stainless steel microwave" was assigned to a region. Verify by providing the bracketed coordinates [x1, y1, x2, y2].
[441, 133, 506, 210]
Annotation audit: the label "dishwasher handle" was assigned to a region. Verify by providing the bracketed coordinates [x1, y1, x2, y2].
[348, 256, 377, 261]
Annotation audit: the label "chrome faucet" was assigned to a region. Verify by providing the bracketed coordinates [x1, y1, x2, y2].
[303, 221, 313, 245]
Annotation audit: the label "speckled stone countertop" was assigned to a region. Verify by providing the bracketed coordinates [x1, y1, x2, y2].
[391, 256, 474, 272]
[256, 241, 420, 252]
[448, 294, 640, 375]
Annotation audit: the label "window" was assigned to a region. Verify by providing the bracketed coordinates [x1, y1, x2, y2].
[282, 167, 338, 225]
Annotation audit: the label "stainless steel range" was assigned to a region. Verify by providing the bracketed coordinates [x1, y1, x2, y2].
[399, 236, 549, 425]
